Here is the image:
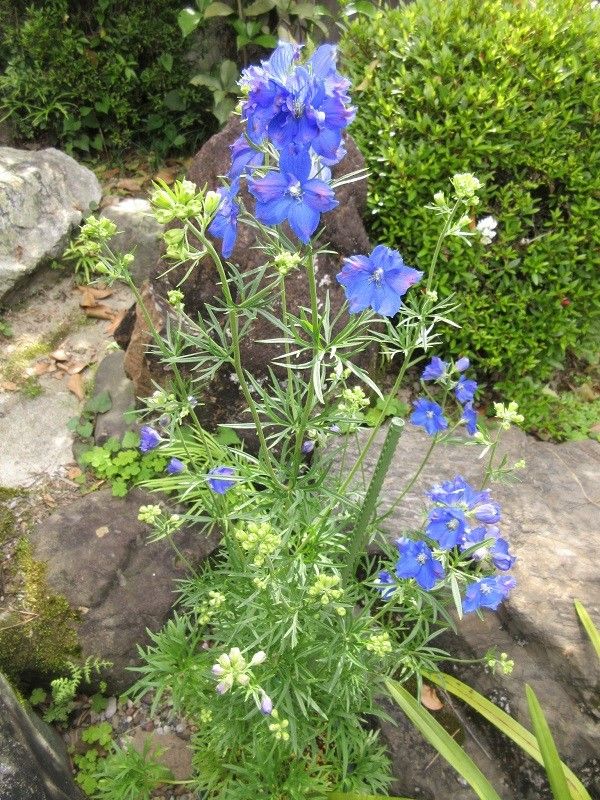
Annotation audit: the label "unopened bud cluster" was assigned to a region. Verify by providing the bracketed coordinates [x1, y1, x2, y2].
[337, 386, 369, 416]
[308, 573, 345, 615]
[212, 647, 266, 695]
[197, 590, 226, 625]
[494, 401, 524, 429]
[234, 521, 281, 566]
[364, 631, 393, 657]
[273, 250, 302, 276]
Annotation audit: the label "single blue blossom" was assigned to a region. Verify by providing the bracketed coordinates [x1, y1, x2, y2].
[462, 401, 478, 435]
[229, 135, 264, 180]
[455, 375, 478, 404]
[395, 538, 445, 590]
[207, 466, 236, 495]
[166, 458, 185, 475]
[472, 501, 501, 524]
[208, 179, 240, 259]
[139, 426, 161, 453]
[336, 245, 423, 317]
[375, 570, 396, 601]
[463, 575, 516, 613]
[410, 398, 448, 436]
[427, 476, 489, 510]
[248, 149, 338, 243]
[422, 357, 447, 381]
[301, 440, 315, 454]
[455, 357, 470, 372]
[490, 538, 516, 571]
[426, 506, 467, 549]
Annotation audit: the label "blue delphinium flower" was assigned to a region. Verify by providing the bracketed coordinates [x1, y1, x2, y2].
[410, 398, 448, 436]
[375, 570, 396, 600]
[489, 538, 516, 571]
[463, 575, 516, 613]
[208, 179, 240, 258]
[455, 357, 470, 372]
[139, 426, 161, 453]
[426, 507, 467, 549]
[422, 357, 447, 381]
[229, 135, 264, 180]
[395, 538, 445, 590]
[462, 401, 478, 435]
[455, 375, 478, 404]
[207, 466, 236, 494]
[301, 440, 315, 454]
[166, 458, 185, 475]
[248, 149, 338, 243]
[336, 245, 423, 317]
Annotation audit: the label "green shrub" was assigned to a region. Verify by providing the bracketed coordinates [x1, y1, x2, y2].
[0, 0, 215, 156]
[341, 0, 600, 388]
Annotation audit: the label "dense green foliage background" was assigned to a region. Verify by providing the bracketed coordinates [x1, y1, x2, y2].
[0, 0, 215, 156]
[342, 0, 600, 400]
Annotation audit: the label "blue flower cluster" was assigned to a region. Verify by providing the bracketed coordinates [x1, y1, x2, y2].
[377, 476, 516, 613]
[208, 42, 355, 254]
[410, 357, 479, 436]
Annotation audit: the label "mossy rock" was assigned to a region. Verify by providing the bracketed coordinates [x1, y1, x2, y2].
[0, 539, 80, 689]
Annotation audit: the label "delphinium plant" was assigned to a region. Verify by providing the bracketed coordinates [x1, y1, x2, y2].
[91, 42, 524, 800]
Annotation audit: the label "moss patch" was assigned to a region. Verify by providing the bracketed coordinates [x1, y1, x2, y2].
[0, 538, 80, 688]
[0, 487, 20, 544]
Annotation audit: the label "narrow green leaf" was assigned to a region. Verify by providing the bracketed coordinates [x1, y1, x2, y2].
[384, 678, 502, 800]
[574, 600, 600, 661]
[329, 792, 416, 800]
[526, 685, 572, 800]
[424, 671, 591, 800]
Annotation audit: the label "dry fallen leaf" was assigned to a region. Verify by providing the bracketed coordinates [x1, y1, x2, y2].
[105, 309, 126, 335]
[420, 684, 443, 711]
[154, 166, 177, 185]
[34, 361, 53, 375]
[67, 361, 90, 375]
[0, 380, 19, 392]
[95, 526, 109, 539]
[77, 285, 113, 300]
[67, 466, 83, 480]
[67, 372, 85, 400]
[116, 177, 144, 193]
[84, 304, 116, 320]
[43, 494, 57, 508]
[51, 349, 68, 362]
[78, 288, 98, 308]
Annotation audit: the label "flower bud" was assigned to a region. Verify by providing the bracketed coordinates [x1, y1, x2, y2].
[249, 650, 267, 667]
[204, 190, 222, 216]
[260, 692, 273, 715]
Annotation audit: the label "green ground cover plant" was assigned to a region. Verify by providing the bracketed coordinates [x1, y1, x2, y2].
[0, 0, 215, 157]
[341, 0, 600, 437]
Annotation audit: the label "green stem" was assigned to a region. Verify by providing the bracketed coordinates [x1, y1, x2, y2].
[289, 249, 320, 488]
[344, 417, 405, 579]
[201, 238, 284, 489]
[426, 200, 461, 294]
[375, 436, 438, 525]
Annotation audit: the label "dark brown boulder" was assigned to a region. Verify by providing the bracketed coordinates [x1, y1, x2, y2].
[118, 117, 372, 428]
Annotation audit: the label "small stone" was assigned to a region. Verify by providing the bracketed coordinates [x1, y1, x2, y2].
[125, 715, 132, 723]
[142, 721, 154, 732]
[104, 697, 117, 720]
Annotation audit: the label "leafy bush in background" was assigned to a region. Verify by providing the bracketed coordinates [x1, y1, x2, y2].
[0, 0, 216, 156]
[342, 0, 600, 399]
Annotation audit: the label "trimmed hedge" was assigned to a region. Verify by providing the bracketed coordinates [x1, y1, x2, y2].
[342, 0, 600, 386]
[0, 0, 215, 156]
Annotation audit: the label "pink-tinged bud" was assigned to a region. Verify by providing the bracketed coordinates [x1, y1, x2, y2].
[212, 664, 225, 676]
[216, 674, 233, 695]
[260, 692, 273, 715]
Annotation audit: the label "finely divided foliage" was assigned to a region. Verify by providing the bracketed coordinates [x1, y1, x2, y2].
[92, 42, 523, 800]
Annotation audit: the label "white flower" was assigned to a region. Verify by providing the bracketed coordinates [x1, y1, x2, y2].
[476, 216, 498, 245]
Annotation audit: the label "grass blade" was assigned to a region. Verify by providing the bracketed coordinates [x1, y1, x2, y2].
[424, 671, 591, 800]
[526, 685, 572, 800]
[574, 600, 600, 661]
[384, 678, 502, 800]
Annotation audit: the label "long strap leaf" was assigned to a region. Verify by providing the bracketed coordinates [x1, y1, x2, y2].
[574, 600, 600, 661]
[329, 793, 415, 800]
[424, 671, 591, 800]
[384, 677, 503, 800]
[526, 685, 573, 800]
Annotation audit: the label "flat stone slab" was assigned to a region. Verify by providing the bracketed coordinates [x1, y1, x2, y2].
[0, 385, 79, 487]
[100, 198, 163, 288]
[336, 424, 600, 786]
[28, 488, 220, 691]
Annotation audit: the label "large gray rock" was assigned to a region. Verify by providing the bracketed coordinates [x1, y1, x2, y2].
[0, 147, 101, 298]
[336, 425, 600, 796]
[28, 488, 220, 691]
[100, 198, 164, 288]
[92, 350, 137, 446]
[0, 672, 84, 800]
